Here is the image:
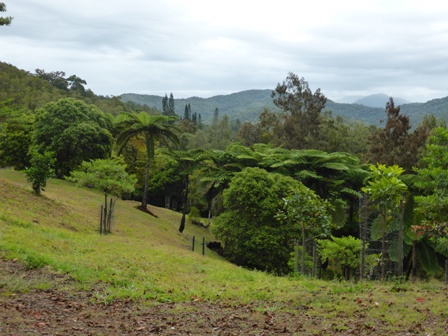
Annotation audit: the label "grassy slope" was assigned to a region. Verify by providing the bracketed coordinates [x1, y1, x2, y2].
[0, 169, 302, 303]
[1, 169, 448, 333]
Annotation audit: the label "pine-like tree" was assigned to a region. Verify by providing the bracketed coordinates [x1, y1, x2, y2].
[367, 98, 429, 172]
[183, 103, 191, 121]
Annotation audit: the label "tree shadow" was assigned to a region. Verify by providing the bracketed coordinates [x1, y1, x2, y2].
[136, 205, 158, 218]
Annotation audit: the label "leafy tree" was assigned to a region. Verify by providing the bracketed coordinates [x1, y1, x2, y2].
[414, 127, 448, 240]
[270, 72, 327, 149]
[315, 112, 372, 156]
[115, 112, 180, 211]
[397, 192, 441, 278]
[276, 184, 333, 274]
[68, 158, 137, 234]
[67, 75, 87, 95]
[0, 2, 12, 26]
[32, 98, 114, 178]
[146, 151, 183, 207]
[24, 150, 55, 195]
[68, 158, 137, 198]
[362, 164, 408, 280]
[0, 106, 33, 169]
[213, 167, 300, 274]
[236, 122, 263, 146]
[367, 98, 429, 172]
[318, 236, 378, 280]
[35, 69, 69, 91]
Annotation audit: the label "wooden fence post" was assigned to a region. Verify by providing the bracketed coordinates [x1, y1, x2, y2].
[445, 259, 448, 285]
[294, 239, 299, 273]
[360, 196, 368, 280]
[202, 237, 205, 256]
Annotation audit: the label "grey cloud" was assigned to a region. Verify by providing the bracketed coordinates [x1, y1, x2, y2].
[2, 0, 448, 102]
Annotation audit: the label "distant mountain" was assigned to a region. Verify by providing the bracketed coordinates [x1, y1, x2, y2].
[120, 90, 448, 127]
[120, 90, 276, 124]
[353, 93, 411, 108]
[334, 95, 364, 104]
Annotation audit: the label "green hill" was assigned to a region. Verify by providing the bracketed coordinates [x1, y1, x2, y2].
[120, 90, 277, 124]
[121, 90, 448, 127]
[2, 60, 446, 127]
[0, 62, 127, 116]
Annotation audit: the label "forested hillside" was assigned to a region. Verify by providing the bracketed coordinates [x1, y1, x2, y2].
[0, 62, 128, 116]
[2, 61, 446, 127]
[1, 63, 447, 283]
[120, 90, 277, 124]
[121, 90, 448, 126]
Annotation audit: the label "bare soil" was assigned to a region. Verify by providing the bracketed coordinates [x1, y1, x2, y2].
[1, 259, 447, 336]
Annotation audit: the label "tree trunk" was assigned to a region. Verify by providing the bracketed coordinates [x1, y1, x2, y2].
[141, 158, 150, 209]
[412, 240, 417, 280]
[179, 175, 189, 233]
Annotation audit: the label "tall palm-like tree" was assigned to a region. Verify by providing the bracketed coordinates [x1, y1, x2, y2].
[115, 112, 180, 211]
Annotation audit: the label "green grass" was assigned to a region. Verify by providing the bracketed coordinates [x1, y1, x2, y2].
[1, 169, 447, 333]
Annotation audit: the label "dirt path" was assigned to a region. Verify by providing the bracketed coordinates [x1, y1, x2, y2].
[1, 258, 447, 335]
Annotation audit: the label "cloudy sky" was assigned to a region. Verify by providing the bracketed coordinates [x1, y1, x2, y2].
[2, 0, 448, 102]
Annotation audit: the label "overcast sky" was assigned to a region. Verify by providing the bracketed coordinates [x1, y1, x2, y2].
[2, 0, 448, 102]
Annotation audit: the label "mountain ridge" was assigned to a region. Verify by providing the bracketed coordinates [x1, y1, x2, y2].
[353, 93, 411, 108]
[120, 90, 448, 126]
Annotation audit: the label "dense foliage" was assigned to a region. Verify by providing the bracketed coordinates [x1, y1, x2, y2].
[68, 158, 137, 198]
[33, 98, 114, 177]
[213, 167, 301, 274]
[366, 98, 430, 172]
[24, 150, 55, 195]
[1, 63, 447, 279]
[414, 127, 448, 241]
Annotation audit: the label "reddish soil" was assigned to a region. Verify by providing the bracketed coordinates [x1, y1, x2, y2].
[1, 259, 447, 336]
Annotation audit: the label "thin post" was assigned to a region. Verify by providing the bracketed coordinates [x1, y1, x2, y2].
[397, 197, 404, 277]
[445, 259, 448, 285]
[294, 239, 299, 273]
[192, 236, 195, 251]
[103, 194, 108, 235]
[301, 225, 306, 274]
[360, 195, 368, 280]
[107, 197, 113, 233]
[312, 241, 317, 277]
[202, 237, 205, 256]
[99, 205, 104, 235]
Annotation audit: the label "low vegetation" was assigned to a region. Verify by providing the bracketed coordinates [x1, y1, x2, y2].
[1, 170, 447, 334]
